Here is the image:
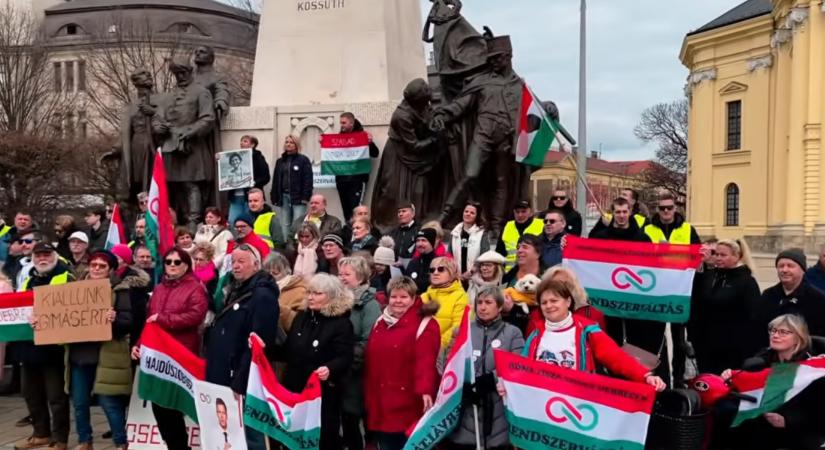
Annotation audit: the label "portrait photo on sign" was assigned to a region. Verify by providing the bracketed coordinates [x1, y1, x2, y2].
[217, 149, 254, 191]
[194, 380, 247, 450]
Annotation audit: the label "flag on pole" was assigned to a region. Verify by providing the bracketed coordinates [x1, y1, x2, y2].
[320, 132, 372, 176]
[212, 252, 233, 311]
[516, 85, 562, 167]
[731, 358, 825, 426]
[562, 235, 702, 323]
[0, 291, 34, 342]
[138, 322, 206, 421]
[145, 151, 175, 279]
[402, 306, 473, 450]
[245, 337, 322, 450]
[495, 350, 656, 450]
[104, 203, 127, 250]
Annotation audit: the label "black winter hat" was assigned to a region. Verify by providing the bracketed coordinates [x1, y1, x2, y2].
[416, 228, 437, 248]
[321, 232, 345, 250]
[776, 248, 807, 271]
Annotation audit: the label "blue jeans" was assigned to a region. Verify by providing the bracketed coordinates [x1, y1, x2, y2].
[70, 363, 129, 446]
[228, 190, 249, 232]
[279, 194, 307, 238]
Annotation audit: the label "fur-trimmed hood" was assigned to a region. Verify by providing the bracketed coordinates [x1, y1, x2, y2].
[418, 297, 440, 317]
[114, 266, 151, 291]
[304, 288, 355, 318]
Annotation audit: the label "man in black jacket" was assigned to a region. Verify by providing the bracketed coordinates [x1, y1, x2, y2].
[336, 112, 380, 222]
[590, 197, 650, 242]
[388, 201, 420, 268]
[547, 189, 583, 236]
[757, 248, 825, 343]
[405, 228, 438, 292]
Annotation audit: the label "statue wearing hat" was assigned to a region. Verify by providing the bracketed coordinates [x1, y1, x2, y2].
[152, 60, 216, 228]
[120, 69, 164, 199]
[431, 30, 528, 235]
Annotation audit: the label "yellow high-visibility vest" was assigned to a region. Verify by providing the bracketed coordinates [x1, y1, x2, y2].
[502, 218, 544, 271]
[253, 212, 277, 249]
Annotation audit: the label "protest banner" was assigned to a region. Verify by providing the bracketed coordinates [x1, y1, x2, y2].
[194, 380, 247, 450]
[127, 376, 201, 449]
[0, 291, 34, 342]
[320, 132, 372, 176]
[33, 278, 112, 345]
[495, 350, 656, 450]
[563, 235, 702, 323]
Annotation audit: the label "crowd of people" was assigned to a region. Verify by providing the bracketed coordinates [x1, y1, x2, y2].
[2, 147, 825, 450]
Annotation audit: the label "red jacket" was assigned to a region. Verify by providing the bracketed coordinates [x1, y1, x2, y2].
[226, 232, 271, 261]
[411, 242, 452, 260]
[523, 315, 648, 382]
[144, 272, 209, 354]
[525, 304, 606, 337]
[364, 301, 440, 433]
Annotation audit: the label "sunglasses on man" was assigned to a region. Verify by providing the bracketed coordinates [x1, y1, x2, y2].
[17, 238, 36, 244]
[544, 219, 558, 225]
[658, 205, 675, 212]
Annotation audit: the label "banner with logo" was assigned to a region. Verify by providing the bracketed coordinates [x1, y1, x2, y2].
[563, 236, 702, 323]
[495, 350, 655, 450]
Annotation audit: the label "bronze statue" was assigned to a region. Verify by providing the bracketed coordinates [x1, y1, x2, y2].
[431, 34, 528, 234]
[152, 60, 216, 228]
[193, 45, 231, 208]
[370, 78, 446, 229]
[120, 69, 162, 199]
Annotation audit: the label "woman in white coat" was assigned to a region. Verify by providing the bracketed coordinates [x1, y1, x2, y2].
[447, 201, 491, 280]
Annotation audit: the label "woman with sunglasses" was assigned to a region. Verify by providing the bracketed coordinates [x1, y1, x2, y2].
[447, 202, 490, 281]
[720, 314, 825, 450]
[131, 247, 208, 450]
[547, 189, 582, 236]
[421, 256, 470, 349]
[688, 238, 761, 375]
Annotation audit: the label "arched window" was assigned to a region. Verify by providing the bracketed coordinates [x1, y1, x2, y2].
[56, 23, 86, 36]
[725, 183, 739, 226]
[163, 22, 207, 36]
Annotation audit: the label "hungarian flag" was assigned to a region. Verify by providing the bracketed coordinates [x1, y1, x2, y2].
[403, 306, 473, 450]
[104, 203, 127, 250]
[516, 85, 562, 167]
[245, 337, 322, 450]
[495, 350, 655, 450]
[146, 151, 175, 280]
[138, 322, 206, 421]
[0, 291, 34, 342]
[731, 358, 825, 426]
[320, 132, 372, 176]
[563, 236, 702, 323]
[212, 252, 233, 311]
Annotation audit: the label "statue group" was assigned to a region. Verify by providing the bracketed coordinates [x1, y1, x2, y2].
[371, 0, 540, 234]
[119, 1, 547, 236]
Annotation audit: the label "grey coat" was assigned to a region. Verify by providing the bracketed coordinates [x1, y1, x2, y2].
[446, 317, 524, 447]
[341, 286, 382, 416]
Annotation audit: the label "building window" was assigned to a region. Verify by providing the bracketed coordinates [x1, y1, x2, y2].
[53, 62, 62, 92]
[725, 183, 739, 226]
[77, 60, 85, 92]
[726, 100, 742, 150]
[52, 61, 86, 93]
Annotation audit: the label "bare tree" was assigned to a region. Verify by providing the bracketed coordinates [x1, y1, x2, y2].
[634, 99, 688, 200]
[0, 3, 74, 134]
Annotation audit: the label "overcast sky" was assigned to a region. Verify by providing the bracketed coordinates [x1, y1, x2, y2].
[416, 0, 746, 161]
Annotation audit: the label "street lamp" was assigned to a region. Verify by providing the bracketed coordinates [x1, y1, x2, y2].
[576, 0, 588, 215]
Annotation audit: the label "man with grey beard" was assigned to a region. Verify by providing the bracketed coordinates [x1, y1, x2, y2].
[14, 243, 74, 450]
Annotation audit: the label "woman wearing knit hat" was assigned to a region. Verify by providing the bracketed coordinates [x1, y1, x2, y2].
[370, 237, 399, 307]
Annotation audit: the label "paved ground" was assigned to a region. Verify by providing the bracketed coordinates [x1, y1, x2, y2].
[0, 395, 115, 450]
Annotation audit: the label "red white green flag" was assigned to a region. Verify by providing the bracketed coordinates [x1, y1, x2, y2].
[146, 151, 175, 280]
[731, 358, 825, 426]
[516, 85, 562, 167]
[495, 350, 656, 450]
[320, 132, 372, 176]
[562, 236, 702, 323]
[402, 306, 473, 450]
[138, 322, 206, 421]
[245, 338, 322, 450]
[104, 203, 127, 250]
[0, 291, 34, 342]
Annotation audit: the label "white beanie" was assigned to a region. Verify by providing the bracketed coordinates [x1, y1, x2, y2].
[373, 246, 396, 266]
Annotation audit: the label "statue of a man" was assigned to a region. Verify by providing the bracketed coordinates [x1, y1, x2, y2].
[152, 60, 216, 228]
[193, 46, 231, 120]
[431, 34, 527, 234]
[121, 69, 162, 199]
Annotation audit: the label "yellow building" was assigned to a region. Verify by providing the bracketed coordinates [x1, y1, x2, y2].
[681, 0, 825, 251]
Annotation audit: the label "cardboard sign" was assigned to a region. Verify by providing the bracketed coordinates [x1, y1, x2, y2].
[194, 380, 247, 450]
[127, 376, 201, 449]
[33, 278, 113, 345]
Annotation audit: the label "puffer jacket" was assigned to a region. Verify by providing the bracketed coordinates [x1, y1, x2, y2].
[342, 285, 382, 416]
[144, 272, 209, 354]
[421, 280, 470, 349]
[447, 224, 490, 275]
[94, 272, 142, 396]
[447, 317, 524, 448]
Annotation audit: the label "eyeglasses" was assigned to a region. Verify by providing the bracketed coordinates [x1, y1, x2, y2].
[164, 259, 184, 266]
[658, 205, 675, 211]
[768, 327, 794, 337]
[17, 239, 35, 244]
[429, 266, 447, 274]
[544, 219, 557, 225]
[89, 262, 109, 270]
[551, 196, 566, 201]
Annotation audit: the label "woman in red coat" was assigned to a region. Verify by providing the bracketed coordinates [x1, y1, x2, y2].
[520, 278, 666, 390]
[364, 276, 440, 450]
[131, 247, 209, 450]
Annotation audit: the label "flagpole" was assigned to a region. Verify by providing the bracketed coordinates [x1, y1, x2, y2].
[575, 0, 588, 216]
[472, 405, 482, 450]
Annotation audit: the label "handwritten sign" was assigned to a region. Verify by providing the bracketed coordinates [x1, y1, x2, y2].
[33, 278, 112, 345]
